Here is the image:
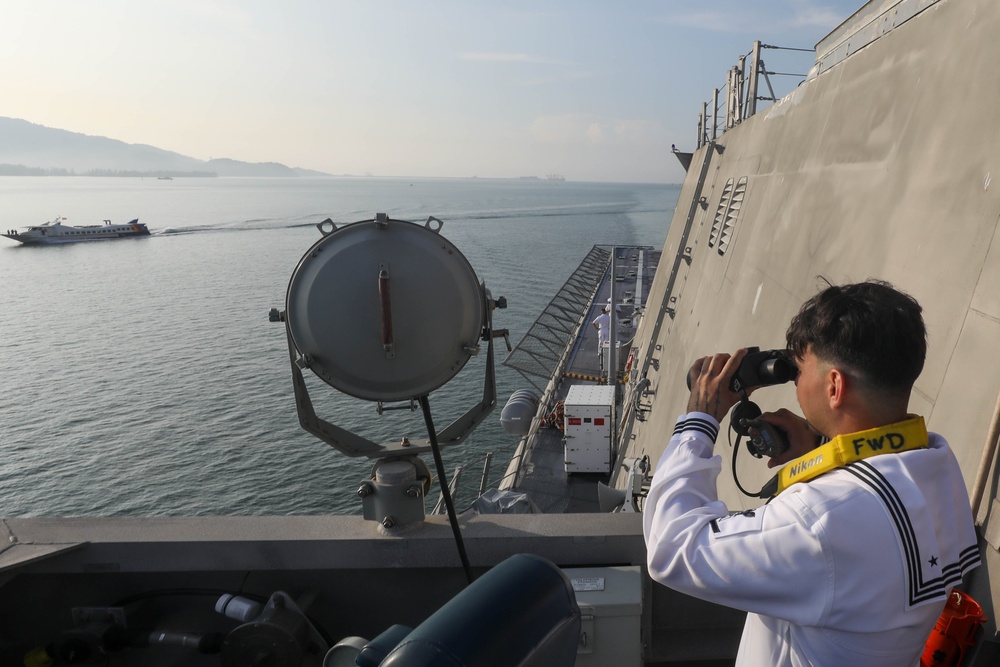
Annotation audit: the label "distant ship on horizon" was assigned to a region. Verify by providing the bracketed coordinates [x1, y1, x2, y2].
[517, 174, 566, 182]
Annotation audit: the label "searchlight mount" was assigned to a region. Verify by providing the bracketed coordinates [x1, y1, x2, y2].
[271, 213, 508, 581]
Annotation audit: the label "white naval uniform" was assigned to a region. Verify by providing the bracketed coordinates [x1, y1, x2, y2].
[592, 312, 611, 348]
[643, 412, 980, 666]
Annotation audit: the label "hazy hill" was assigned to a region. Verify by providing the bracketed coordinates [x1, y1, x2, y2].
[0, 117, 329, 177]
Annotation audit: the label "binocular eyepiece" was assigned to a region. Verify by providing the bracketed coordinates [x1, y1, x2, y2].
[730, 347, 798, 393]
[685, 346, 798, 392]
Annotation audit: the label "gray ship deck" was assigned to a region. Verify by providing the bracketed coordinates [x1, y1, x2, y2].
[508, 246, 660, 513]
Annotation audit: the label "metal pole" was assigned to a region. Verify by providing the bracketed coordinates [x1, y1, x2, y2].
[608, 248, 619, 470]
[711, 88, 719, 140]
[701, 102, 708, 146]
[971, 390, 1000, 522]
[608, 248, 617, 386]
[433, 465, 463, 515]
[728, 68, 736, 128]
[737, 56, 747, 123]
[727, 68, 737, 128]
[478, 452, 493, 497]
[747, 41, 761, 118]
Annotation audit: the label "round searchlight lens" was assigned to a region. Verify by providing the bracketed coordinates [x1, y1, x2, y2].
[285, 216, 485, 403]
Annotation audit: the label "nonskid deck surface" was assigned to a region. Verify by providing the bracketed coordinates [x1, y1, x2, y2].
[513, 246, 659, 512]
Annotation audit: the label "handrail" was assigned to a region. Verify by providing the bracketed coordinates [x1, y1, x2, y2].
[696, 41, 813, 148]
[433, 466, 463, 515]
[971, 389, 1000, 523]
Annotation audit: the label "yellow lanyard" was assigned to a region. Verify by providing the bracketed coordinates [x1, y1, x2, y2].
[774, 415, 928, 495]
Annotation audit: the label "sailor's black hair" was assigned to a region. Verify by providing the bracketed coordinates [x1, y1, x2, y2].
[786, 279, 926, 395]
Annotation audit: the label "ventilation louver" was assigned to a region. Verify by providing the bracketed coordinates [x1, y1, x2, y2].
[717, 177, 747, 255]
[708, 179, 734, 248]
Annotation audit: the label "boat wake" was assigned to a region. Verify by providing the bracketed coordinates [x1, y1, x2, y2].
[153, 217, 321, 236]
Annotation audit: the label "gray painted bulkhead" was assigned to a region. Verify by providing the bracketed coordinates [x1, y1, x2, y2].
[621, 0, 1000, 644]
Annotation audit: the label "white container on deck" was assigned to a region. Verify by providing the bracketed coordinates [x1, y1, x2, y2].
[563, 385, 614, 473]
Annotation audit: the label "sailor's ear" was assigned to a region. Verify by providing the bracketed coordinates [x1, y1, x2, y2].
[827, 367, 847, 408]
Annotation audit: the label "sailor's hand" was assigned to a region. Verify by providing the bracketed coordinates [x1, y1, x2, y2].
[762, 409, 822, 468]
[686, 348, 748, 422]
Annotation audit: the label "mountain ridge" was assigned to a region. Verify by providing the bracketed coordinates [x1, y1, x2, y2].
[0, 117, 330, 177]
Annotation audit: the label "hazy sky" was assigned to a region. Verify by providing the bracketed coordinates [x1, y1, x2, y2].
[2, 1, 864, 183]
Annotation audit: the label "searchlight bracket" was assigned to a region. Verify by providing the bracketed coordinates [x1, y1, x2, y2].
[282, 304, 499, 459]
[273, 214, 504, 556]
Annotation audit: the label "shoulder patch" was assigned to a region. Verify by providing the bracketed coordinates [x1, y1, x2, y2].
[710, 507, 766, 538]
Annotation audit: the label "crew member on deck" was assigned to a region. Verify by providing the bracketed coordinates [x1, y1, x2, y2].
[643, 280, 980, 666]
[592, 306, 610, 369]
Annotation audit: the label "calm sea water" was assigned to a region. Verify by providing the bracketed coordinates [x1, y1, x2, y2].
[0, 177, 677, 516]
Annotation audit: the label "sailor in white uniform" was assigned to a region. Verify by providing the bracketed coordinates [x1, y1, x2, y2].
[592, 307, 611, 369]
[643, 281, 980, 666]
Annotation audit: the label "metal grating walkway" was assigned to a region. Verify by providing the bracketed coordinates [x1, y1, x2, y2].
[502, 245, 611, 392]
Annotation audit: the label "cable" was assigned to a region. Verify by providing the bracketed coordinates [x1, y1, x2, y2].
[729, 428, 761, 497]
[420, 394, 475, 584]
[760, 44, 815, 52]
[728, 412, 778, 500]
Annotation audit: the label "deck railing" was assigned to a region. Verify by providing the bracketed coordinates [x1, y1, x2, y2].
[697, 41, 814, 149]
[695, 0, 945, 149]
